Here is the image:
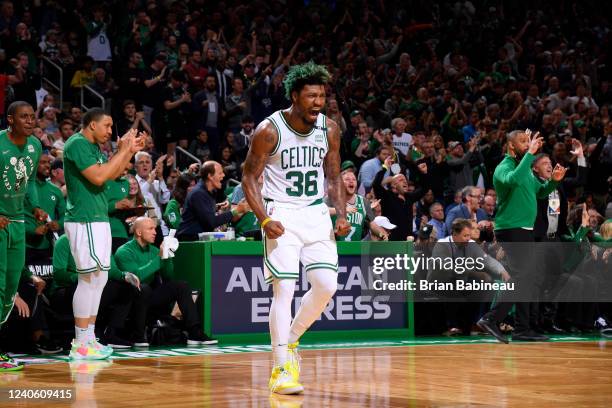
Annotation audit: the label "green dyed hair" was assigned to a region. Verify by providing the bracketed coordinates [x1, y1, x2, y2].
[283, 61, 331, 100]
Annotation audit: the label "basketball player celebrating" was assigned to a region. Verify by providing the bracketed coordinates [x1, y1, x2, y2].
[242, 62, 350, 394]
[63, 108, 145, 360]
[328, 170, 387, 241]
[0, 101, 47, 371]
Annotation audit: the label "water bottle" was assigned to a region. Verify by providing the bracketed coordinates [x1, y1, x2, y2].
[227, 227, 235, 240]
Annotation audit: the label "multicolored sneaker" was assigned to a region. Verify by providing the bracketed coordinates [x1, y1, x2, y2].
[269, 362, 304, 395]
[0, 353, 24, 372]
[287, 342, 301, 382]
[69, 340, 111, 360]
[90, 339, 113, 356]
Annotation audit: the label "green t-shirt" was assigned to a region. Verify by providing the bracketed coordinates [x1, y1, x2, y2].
[63, 132, 109, 223]
[106, 177, 130, 239]
[329, 194, 373, 241]
[25, 178, 66, 249]
[229, 186, 260, 237]
[351, 138, 377, 158]
[0, 130, 42, 220]
[163, 198, 181, 230]
[232, 212, 259, 237]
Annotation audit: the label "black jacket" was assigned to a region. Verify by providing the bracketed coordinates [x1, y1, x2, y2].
[534, 164, 588, 240]
[373, 167, 429, 241]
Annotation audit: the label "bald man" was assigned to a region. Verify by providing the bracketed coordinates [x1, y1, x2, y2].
[177, 161, 249, 241]
[114, 217, 216, 345]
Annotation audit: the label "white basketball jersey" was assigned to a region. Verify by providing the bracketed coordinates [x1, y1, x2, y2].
[261, 110, 329, 209]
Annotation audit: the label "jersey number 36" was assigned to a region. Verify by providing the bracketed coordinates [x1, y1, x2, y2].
[285, 170, 318, 197]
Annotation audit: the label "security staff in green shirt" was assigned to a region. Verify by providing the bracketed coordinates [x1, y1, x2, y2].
[114, 217, 217, 345]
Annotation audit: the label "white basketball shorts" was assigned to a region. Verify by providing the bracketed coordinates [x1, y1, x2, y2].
[263, 200, 338, 284]
[64, 222, 112, 273]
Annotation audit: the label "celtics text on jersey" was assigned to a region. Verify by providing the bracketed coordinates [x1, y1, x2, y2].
[331, 194, 368, 241]
[0, 130, 42, 220]
[261, 110, 329, 208]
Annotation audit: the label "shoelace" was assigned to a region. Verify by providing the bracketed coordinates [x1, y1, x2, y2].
[271, 368, 291, 392]
[89, 339, 108, 350]
[289, 347, 301, 375]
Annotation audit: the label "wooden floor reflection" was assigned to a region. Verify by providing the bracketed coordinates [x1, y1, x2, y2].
[2, 341, 611, 407]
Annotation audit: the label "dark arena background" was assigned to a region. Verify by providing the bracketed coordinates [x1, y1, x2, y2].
[0, 0, 611, 406]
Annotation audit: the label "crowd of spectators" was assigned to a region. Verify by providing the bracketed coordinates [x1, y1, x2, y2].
[0, 0, 611, 351]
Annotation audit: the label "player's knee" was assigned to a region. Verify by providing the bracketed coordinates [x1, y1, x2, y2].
[312, 273, 337, 298]
[79, 273, 92, 284]
[96, 271, 109, 288]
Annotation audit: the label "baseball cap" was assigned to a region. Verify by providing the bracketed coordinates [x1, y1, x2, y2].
[448, 141, 461, 149]
[574, 120, 586, 128]
[341, 160, 356, 171]
[418, 223, 434, 240]
[373, 216, 396, 230]
[350, 110, 362, 118]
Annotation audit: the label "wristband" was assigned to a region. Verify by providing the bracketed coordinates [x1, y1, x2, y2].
[382, 164, 389, 170]
[261, 217, 272, 228]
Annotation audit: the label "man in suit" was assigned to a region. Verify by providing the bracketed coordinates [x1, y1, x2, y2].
[532, 139, 588, 332]
[428, 218, 510, 335]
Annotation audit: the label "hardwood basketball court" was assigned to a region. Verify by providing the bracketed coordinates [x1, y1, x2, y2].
[2, 337, 611, 407]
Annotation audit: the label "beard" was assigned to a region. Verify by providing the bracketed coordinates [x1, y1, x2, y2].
[302, 115, 317, 125]
[511, 145, 527, 161]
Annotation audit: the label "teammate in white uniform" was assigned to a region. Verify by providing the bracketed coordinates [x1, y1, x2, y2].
[242, 62, 350, 394]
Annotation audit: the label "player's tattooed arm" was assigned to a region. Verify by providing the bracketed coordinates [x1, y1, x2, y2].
[242, 120, 278, 224]
[324, 119, 346, 219]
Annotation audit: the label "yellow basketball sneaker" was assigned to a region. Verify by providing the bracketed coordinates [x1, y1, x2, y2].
[287, 342, 301, 382]
[269, 362, 304, 395]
